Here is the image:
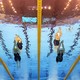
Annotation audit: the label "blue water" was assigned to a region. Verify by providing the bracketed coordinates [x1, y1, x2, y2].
[0, 23, 80, 80]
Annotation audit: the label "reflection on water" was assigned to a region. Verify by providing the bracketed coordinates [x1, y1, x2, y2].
[28, 68, 32, 80]
[0, 30, 12, 58]
[22, 25, 30, 58]
[45, 61, 49, 80]
[66, 27, 80, 56]
[47, 27, 55, 57]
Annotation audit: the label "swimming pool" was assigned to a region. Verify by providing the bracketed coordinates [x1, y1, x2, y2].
[0, 23, 80, 80]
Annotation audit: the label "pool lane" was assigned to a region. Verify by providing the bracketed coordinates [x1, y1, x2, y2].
[0, 23, 80, 80]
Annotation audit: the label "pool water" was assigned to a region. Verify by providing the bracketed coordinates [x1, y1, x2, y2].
[0, 23, 80, 80]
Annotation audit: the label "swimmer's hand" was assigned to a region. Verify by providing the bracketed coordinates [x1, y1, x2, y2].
[61, 40, 64, 43]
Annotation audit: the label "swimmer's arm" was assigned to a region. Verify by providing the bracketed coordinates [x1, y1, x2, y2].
[62, 42, 65, 53]
[14, 40, 17, 45]
[57, 42, 61, 53]
[57, 48, 59, 53]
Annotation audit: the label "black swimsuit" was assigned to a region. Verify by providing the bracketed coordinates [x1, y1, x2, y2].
[17, 42, 23, 50]
[14, 53, 21, 62]
[56, 51, 64, 62]
[54, 39, 60, 46]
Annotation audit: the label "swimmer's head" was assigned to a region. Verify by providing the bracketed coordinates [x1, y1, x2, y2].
[18, 40, 22, 43]
[57, 32, 60, 36]
[15, 34, 22, 42]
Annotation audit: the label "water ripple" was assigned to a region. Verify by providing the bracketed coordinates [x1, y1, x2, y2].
[66, 28, 80, 56]
[22, 26, 30, 58]
[0, 30, 12, 58]
[47, 27, 55, 57]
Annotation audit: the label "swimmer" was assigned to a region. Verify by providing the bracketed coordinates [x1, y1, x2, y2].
[54, 27, 62, 51]
[56, 40, 65, 62]
[13, 35, 23, 68]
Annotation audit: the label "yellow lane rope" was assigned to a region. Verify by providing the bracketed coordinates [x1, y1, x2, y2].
[0, 58, 14, 80]
[64, 55, 80, 80]
[37, 0, 42, 80]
